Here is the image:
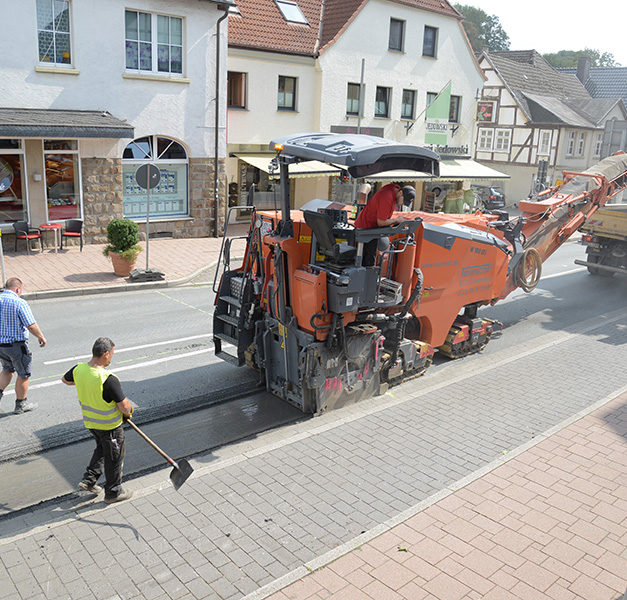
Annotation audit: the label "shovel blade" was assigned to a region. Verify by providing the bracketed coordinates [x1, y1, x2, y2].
[170, 459, 194, 491]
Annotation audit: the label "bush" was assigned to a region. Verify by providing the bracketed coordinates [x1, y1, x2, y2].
[103, 219, 142, 261]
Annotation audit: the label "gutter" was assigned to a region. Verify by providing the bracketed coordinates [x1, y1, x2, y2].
[213, 3, 232, 237]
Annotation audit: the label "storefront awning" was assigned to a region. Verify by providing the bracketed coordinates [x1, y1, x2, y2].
[0, 108, 134, 138]
[235, 153, 343, 179]
[365, 158, 510, 182]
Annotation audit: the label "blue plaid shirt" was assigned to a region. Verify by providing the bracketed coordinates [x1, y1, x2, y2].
[0, 290, 35, 343]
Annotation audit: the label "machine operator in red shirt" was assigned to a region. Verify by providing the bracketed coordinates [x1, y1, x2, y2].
[355, 183, 415, 266]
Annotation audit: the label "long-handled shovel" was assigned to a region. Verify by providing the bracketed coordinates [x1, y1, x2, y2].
[126, 420, 194, 490]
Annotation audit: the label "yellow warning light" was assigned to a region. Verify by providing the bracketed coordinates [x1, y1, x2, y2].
[274, 143, 284, 152]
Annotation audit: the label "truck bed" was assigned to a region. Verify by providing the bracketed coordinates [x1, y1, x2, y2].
[580, 204, 627, 241]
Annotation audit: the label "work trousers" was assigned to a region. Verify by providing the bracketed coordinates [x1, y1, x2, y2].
[83, 425, 125, 500]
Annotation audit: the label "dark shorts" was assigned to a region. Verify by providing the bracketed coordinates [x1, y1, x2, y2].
[0, 342, 32, 378]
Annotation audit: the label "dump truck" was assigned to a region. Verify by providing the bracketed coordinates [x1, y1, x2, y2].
[575, 204, 627, 276]
[214, 133, 627, 414]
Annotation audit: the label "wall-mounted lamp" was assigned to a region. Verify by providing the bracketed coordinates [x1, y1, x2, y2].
[32, 172, 42, 182]
[475, 89, 482, 101]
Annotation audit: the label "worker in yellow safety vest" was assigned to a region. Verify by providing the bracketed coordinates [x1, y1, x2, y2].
[62, 337, 134, 504]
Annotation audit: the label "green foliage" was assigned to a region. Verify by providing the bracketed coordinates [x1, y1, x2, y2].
[543, 48, 618, 68]
[103, 218, 142, 261]
[454, 4, 510, 53]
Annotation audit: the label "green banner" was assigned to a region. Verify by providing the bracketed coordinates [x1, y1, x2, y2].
[425, 81, 451, 145]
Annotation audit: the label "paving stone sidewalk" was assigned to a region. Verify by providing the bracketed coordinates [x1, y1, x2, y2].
[267, 391, 627, 600]
[0, 307, 625, 600]
[1, 229, 247, 297]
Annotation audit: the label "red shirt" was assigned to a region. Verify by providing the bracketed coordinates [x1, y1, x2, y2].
[354, 184, 399, 229]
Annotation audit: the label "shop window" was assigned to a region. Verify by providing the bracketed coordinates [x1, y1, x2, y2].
[278, 76, 297, 111]
[44, 140, 81, 221]
[346, 83, 361, 116]
[228, 72, 247, 108]
[0, 140, 26, 224]
[401, 89, 416, 120]
[389, 18, 405, 52]
[423, 25, 438, 58]
[375, 86, 391, 118]
[37, 0, 72, 66]
[122, 136, 188, 219]
[125, 10, 183, 75]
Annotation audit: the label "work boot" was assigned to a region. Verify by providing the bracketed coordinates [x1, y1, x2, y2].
[14, 399, 38, 414]
[104, 489, 133, 504]
[78, 481, 102, 495]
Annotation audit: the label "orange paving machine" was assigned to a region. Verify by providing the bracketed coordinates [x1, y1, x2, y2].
[214, 133, 627, 413]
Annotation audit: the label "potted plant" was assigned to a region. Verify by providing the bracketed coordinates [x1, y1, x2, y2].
[103, 219, 142, 277]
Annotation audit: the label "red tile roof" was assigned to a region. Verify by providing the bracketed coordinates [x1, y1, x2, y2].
[229, 0, 461, 57]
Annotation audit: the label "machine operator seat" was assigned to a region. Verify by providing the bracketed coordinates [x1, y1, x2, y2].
[303, 210, 357, 265]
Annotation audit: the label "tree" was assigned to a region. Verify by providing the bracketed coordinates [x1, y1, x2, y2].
[543, 49, 617, 68]
[454, 4, 510, 54]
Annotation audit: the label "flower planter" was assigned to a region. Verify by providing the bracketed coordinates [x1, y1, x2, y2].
[109, 251, 137, 277]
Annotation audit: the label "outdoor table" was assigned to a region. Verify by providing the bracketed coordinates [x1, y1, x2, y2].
[39, 222, 62, 253]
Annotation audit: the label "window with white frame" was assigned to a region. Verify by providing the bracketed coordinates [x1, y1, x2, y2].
[494, 129, 511, 152]
[228, 72, 247, 108]
[125, 10, 183, 75]
[346, 83, 361, 116]
[375, 86, 391, 118]
[594, 132, 603, 157]
[576, 132, 586, 156]
[538, 130, 552, 155]
[122, 136, 188, 218]
[44, 140, 81, 221]
[566, 131, 576, 155]
[401, 89, 416, 120]
[276, 0, 308, 24]
[478, 128, 494, 151]
[389, 18, 404, 51]
[37, 0, 72, 66]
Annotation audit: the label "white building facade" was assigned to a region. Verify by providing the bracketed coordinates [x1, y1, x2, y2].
[0, 0, 231, 243]
[227, 0, 503, 214]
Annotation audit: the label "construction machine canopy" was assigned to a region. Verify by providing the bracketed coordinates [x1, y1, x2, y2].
[269, 132, 440, 178]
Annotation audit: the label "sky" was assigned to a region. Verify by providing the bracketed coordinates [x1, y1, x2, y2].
[463, 1, 627, 67]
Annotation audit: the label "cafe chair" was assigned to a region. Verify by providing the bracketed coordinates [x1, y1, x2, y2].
[13, 221, 43, 253]
[60, 219, 84, 251]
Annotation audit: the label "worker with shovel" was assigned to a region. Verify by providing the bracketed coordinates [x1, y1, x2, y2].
[62, 337, 134, 504]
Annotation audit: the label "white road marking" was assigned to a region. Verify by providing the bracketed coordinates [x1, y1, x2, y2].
[43, 334, 212, 365]
[3, 349, 213, 397]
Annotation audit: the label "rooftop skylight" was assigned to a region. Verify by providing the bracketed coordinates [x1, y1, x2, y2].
[276, 0, 308, 24]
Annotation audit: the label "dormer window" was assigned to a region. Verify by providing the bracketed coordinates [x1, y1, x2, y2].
[276, 0, 308, 24]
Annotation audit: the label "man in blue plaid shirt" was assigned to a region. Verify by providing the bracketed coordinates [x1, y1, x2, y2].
[0, 277, 47, 414]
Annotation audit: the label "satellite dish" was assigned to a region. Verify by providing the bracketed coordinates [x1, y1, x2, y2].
[0, 158, 13, 193]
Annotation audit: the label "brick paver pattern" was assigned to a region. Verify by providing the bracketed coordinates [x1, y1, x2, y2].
[0, 312, 625, 599]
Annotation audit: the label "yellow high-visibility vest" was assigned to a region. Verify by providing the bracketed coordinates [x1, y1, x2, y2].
[73, 363, 123, 430]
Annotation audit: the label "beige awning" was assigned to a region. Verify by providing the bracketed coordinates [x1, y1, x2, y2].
[235, 154, 343, 179]
[366, 159, 510, 182]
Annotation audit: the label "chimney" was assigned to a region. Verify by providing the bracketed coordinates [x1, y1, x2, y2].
[577, 56, 591, 83]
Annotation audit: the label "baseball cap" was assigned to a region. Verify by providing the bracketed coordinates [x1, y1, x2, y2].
[402, 185, 416, 207]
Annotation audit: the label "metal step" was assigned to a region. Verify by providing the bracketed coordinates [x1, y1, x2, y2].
[214, 332, 238, 346]
[219, 295, 242, 308]
[216, 314, 240, 327]
[215, 350, 240, 366]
